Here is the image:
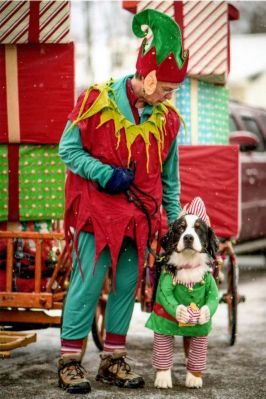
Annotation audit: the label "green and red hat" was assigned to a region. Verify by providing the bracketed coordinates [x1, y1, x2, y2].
[132, 8, 189, 83]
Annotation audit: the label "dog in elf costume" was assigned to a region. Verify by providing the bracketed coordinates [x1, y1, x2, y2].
[146, 197, 219, 389]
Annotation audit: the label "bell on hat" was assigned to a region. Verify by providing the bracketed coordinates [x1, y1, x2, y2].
[132, 8, 189, 83]
[186, 197, 209, 224]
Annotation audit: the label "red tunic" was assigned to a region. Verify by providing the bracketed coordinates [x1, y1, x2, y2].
[64, 85, 180, 284]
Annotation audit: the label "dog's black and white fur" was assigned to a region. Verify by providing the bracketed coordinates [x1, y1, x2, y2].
[154, 214, 219, 389]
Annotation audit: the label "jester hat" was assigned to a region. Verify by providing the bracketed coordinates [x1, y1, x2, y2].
[132, 9, 189, 83]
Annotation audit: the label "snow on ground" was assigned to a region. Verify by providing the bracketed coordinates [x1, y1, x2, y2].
[1, 270, 266, 399]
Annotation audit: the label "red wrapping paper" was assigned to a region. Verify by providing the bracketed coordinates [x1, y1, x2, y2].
[179, 145, 240, 238]
[0, 42, 74, 144]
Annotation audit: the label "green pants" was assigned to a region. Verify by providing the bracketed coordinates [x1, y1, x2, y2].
[61, 232, 139, 340]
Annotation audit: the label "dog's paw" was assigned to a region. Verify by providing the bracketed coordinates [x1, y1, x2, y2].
[176, 305, 189, 324]
[185, 371, 203, 388]
[154, 369, 172, 389]
[198, 305, 210, 325]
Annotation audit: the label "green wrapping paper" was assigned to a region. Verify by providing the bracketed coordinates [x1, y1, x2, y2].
[0, 145, 65, 221]
[0, 146, 8, 220]
[176, 77, 229, 145]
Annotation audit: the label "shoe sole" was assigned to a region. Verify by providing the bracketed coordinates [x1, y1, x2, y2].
[96, 374, 145, 389]
[59, 379, 91, 394]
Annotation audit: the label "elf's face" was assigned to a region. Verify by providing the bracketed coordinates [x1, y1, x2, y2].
[145, 81, 180, 105]
[141, 71, 180, 105]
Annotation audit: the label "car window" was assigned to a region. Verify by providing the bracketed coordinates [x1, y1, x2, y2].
[229, 115, 238, 132]
[260, 113, 266, 132]
[241, 115, 265, 152]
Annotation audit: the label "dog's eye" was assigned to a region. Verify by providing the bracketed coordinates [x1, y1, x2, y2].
[179, 224, 186, 231]
[195, 222, 200, 229]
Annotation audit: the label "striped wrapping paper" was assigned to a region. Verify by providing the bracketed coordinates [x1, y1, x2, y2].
[137, 1, 229, 84]
[0, 0, 70, 44]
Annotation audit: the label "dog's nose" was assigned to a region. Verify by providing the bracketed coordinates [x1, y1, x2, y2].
[183, 234, 194, 244]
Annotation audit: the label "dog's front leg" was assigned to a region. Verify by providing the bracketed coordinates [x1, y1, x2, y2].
[154, 369, 172, 388]
[185, 371, 203, 388]
[185, 336, 208, 388]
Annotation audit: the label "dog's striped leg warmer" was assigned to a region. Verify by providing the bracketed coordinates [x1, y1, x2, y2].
[187, 336, 208, 372]
[152, 333, 174, 369]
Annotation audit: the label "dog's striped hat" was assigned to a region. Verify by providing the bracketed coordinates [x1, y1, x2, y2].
[187, 196, 208, 223]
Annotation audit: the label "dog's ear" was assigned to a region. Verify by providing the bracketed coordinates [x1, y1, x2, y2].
[160, 228, 173, 253]
[207, 226, 219, 259]
[160, 218, 184, 253]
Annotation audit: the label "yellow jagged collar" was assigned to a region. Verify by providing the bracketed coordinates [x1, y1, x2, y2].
[68, 81, 183, 172]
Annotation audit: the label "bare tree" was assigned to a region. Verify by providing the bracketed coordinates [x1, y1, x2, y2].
[231, 1, 266, 34]
[82, 1, 94, 81]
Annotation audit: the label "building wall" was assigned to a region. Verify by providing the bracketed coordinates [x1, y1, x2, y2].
[229, 72, 266, 108]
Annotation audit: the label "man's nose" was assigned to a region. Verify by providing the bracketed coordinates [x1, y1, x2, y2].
[164, 92, 173, 100]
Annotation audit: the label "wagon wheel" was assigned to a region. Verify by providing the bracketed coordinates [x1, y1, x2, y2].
[219, 241, 241, 346]
[92, 297, 107, 351]
[91, 274, 110, 351]
[227, 252, 238, 345]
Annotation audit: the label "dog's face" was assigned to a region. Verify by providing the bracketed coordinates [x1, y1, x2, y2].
[160, 214, 219, 259]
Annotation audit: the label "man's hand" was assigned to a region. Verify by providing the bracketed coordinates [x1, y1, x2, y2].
[102, 167, 134, 194]
[176, 304, 190, 324]
[198, 305, 210, 325]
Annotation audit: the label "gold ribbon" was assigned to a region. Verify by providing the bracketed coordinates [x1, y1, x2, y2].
[191, 78, 198, 145]
[5, 45, 20, 143]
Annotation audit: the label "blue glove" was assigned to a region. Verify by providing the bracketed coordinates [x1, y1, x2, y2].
[103, 167, 134, 194]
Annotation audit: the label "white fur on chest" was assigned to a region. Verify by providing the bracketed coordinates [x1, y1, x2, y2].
[168, 251, 210, 284]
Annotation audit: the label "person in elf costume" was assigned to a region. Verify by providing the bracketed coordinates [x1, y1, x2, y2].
[57, 9, 189, 394]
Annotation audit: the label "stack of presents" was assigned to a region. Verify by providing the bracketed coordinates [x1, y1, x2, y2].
[123, 1, 241, 239]
[0, 0, 74, 291]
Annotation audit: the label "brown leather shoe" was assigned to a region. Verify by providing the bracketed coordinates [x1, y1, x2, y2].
[57, 353, 91, 394]
[96, 351, 145, 388]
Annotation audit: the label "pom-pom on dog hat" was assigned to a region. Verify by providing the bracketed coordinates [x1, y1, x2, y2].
[187, 197, 208, 223]
[132, 9, 189, 83]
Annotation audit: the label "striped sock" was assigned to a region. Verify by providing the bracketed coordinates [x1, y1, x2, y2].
[61, 338, 83, 358]
[152, 333, 174, 369]
[187, 336, 208, 372]
[103, 332, 126, 353]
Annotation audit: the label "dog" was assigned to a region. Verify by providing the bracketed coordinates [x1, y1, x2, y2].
[145, 201, 219, 389]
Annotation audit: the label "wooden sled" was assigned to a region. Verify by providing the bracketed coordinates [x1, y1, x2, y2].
[0, 331, 37, 358]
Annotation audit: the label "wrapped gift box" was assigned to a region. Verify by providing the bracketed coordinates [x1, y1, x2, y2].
[176, 77, 229, 145]
[131, 1, 239, 84]
[179, 145, 240, 238]
[0, 1, 71, 44]
[0, 42, 74, 144]
[0, 144, 65, 221]
[0, 145, 8, 217]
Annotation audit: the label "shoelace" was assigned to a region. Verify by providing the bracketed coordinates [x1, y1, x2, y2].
[109, 357, 131, 374]
[62, 362, 87, 380]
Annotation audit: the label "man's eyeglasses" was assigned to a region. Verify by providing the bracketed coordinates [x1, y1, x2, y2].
[159, 86, 181, 95]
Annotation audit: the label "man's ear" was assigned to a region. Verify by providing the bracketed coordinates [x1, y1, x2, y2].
[143, 70, 157, 95]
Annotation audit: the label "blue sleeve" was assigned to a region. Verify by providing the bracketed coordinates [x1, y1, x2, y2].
[58, 121, 113, 187]
[161, 139, 182, 224]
